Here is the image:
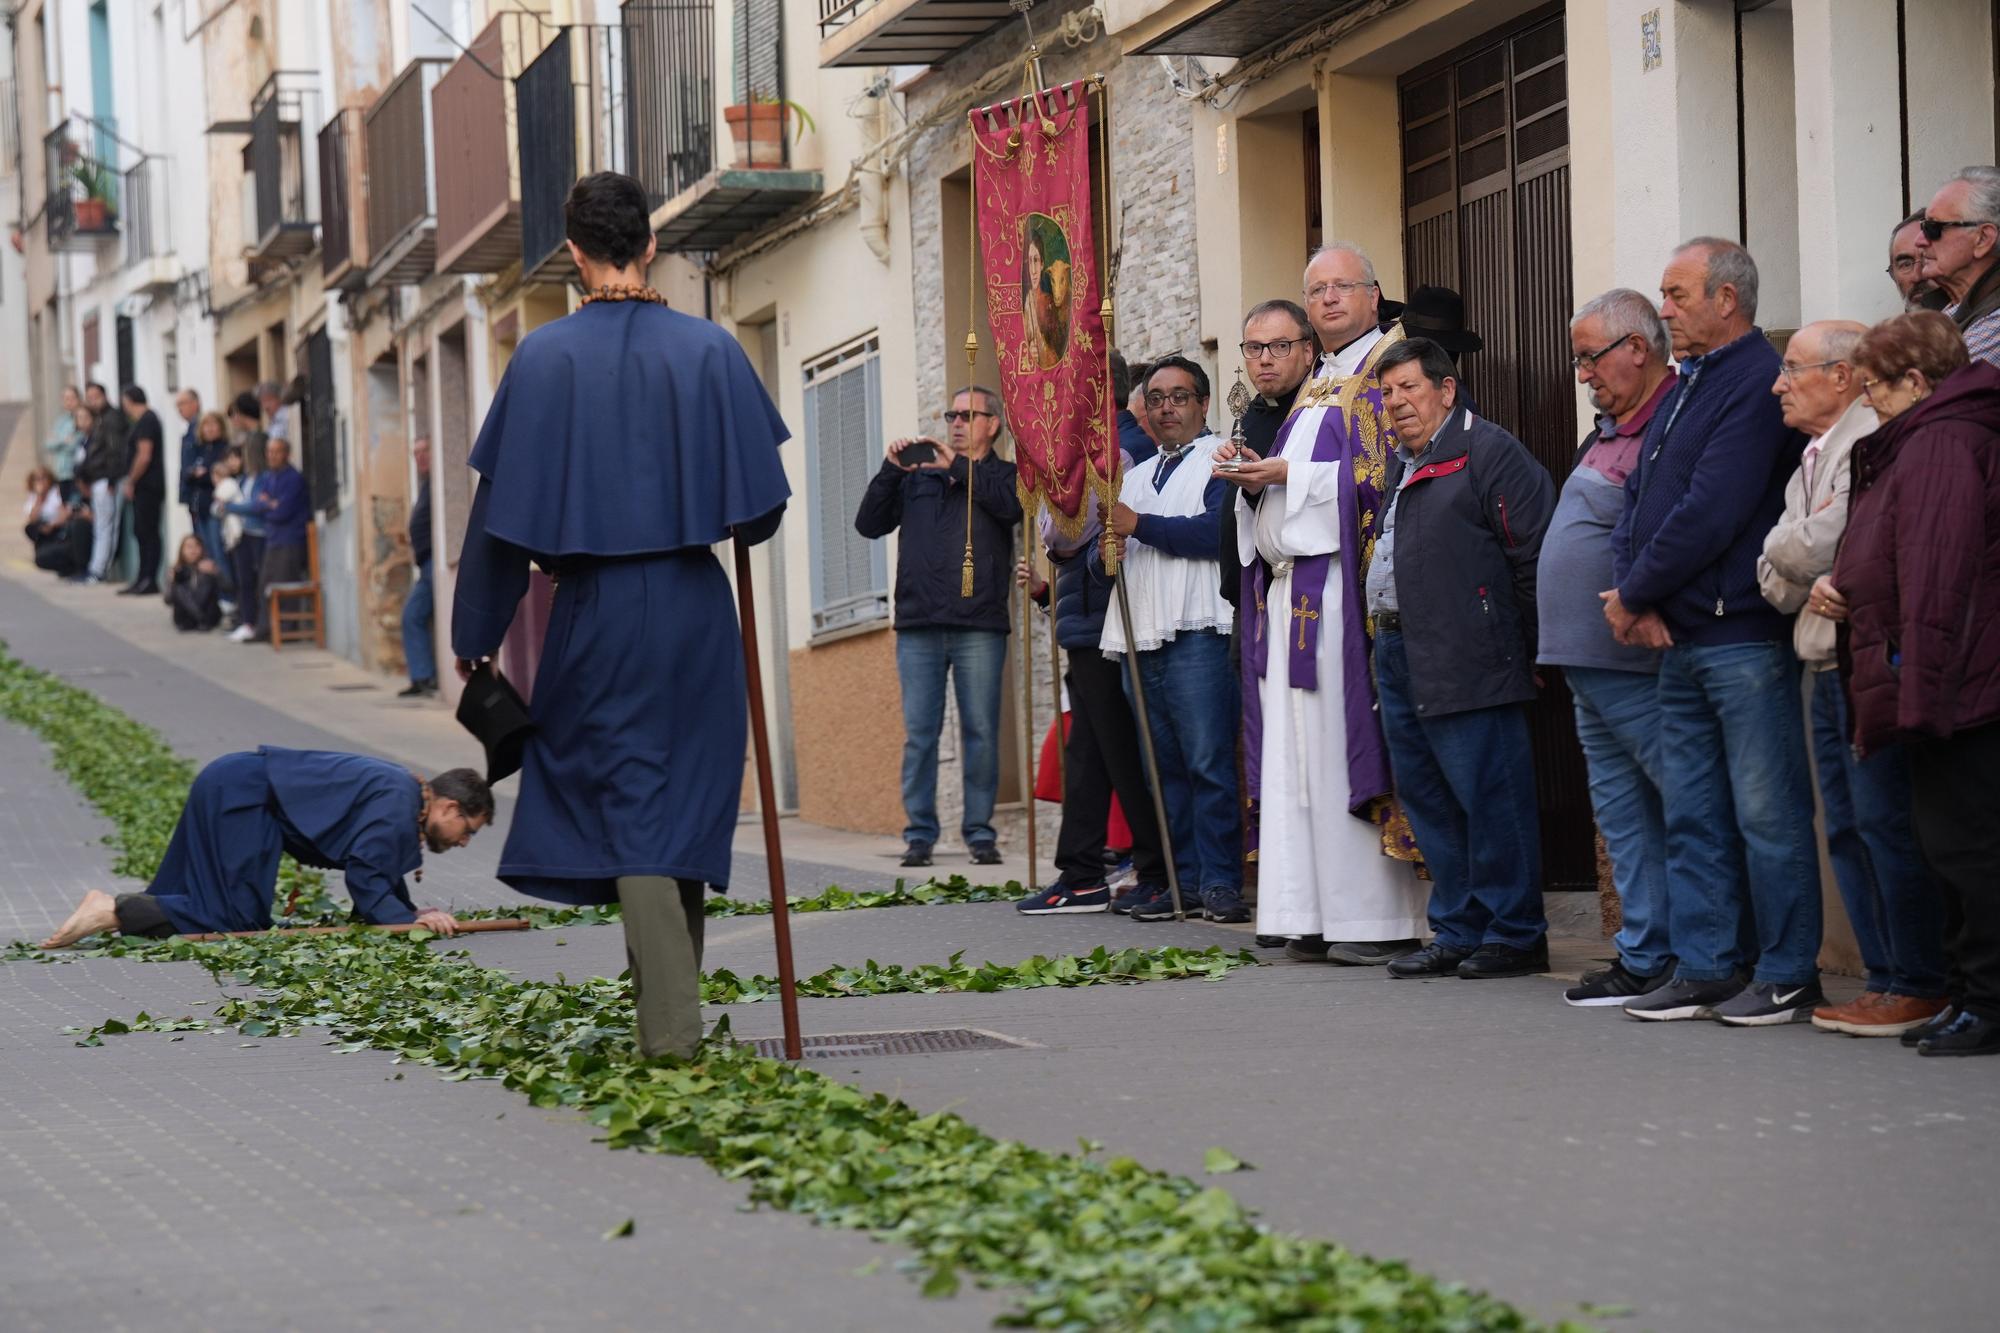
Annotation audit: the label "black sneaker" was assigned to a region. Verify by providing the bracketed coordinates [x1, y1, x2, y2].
[1132, 888, 1197, 921]
[1284, 936, 1332, 962]
[1623, 975, 1746, 1021]
[1325, 938, 1421, 966]
[1254, 935, 1290, 949]
[1110, 882, 1158, 915]
[969, 841, 1003, 866]
[1917, 1010, 2000, 1057]
[1200, 886, 1251, 924]
[1386, 941, 1471, 978]
[1712, 979, 1827, 1027]
[1456, 939, 1550, 979]
[1015, 882, 1110, 915]
[900, 841, 934, 868]
[1900, 1004, 1961, 1047]
[398, 679, 438, 699]
[1564, 960, 1672, 1007]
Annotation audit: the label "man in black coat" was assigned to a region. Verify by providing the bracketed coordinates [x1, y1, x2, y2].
[118, 386, 167, 596]
[1365, 338, 1556, 982]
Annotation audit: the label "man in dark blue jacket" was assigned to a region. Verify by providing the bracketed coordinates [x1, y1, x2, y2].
[1366, 339, 1556, 981]
[856, 388, 1022, 868]
[248, 436, 312, 642]
[1608, 238, 1821, 1027]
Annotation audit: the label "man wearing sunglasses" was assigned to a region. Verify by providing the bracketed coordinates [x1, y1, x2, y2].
[1888, 213, 1949, 313]
[1915, 166, 2000, 365]
[856, 387, 1023, 870]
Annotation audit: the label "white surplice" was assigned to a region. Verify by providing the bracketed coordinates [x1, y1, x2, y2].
[1240, 337, 1425, 940]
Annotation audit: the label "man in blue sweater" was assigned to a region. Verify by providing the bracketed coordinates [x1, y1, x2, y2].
[1607, 238, 1821, 1027]
[248, 436, 312, 643]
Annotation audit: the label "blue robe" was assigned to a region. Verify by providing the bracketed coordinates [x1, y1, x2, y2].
[145, 748, 423, 933]
[451, 301, 790, 904]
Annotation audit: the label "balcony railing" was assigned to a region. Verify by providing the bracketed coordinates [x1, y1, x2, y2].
[364, 58, 450, 286]
[625, 1, 715, 205]
[433, 11, 554, 275]
[120, 157, 180, 288]
[248, 71, 321, 263]
[517, 26, 628, 281]
[43, 118, 120, 249]
[817, 0, 1015, 68]
[318, 108, 368, 289]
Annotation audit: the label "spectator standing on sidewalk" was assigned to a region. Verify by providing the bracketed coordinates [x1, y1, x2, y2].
[231, 390, 268, 476]
[118, 387, 166, 598]
[401, 438, 438, 698]
[855, 387, 1022, 870]
[75, 383, 127, 584]
[45, 386, 83, 498]
[178, 390, 226, 568]
[259, 380, 294, 452]
[1543, 290, 1678, 1006]
[210, 448, 256, 636]
[245, 437, 310, 642]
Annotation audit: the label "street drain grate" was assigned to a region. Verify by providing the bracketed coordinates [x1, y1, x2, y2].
[327, 683, 379, 692]
[749, 1027, 1033, 1060]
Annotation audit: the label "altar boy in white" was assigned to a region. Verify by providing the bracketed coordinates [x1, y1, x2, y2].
[1099, 357, 1245, 924]
[1217, 246, 1427, 964]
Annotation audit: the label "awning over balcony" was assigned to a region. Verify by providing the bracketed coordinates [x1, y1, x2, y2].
[652, 169, 825, 253]
[1135, 0, 1382, 57]
[818, 0, 1017, 69]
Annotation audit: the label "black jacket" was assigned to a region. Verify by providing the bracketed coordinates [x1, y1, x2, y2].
[78, 410, 129, 485]
[1383, 406, 1554, 716]
[855, 451, 1022, 633]
[409, 477, 433, 565]
[1218, 390, 1302, 606]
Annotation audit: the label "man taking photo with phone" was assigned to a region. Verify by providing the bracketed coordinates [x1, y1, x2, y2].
[856, 387, 1023, 869]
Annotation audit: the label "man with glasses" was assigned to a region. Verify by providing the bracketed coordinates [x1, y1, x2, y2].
[1540, 289, 1678, 1006]
[1609, 238, 1820, 1027]
[1217, 251, 1428, 960]
[1888, 213, 1949, 313]
[1218, 300, 1317, 613]
[1915, 166, 2000, 364]
[856, 386, 1022, 870]
[1759, 323, 1946, 1037]
[1099, 357, 1243, 922]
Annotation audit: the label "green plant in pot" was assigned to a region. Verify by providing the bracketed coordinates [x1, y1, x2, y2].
[723, 94, 814, 170]
[70, 161, 117, 232]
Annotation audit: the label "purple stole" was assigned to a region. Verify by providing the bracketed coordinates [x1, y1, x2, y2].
[1239, 352, 1399, 853]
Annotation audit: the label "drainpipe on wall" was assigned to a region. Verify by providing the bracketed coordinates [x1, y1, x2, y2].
[856, 80, 892, 265]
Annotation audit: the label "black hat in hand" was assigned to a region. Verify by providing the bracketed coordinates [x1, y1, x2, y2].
[455, 664, 534, 783]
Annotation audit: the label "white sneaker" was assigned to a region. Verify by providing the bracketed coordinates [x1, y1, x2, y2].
[227, 624, 254, 643]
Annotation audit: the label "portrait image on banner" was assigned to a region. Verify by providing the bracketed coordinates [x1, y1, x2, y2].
[971, 81, 1113, 534]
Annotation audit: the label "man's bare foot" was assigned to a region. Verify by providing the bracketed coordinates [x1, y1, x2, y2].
[40, 890, 120, 949]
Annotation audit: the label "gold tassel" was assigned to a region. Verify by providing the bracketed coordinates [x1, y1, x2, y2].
[961, 552, 975, 598]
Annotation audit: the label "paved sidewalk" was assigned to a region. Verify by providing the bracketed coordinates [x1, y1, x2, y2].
[5, 559, 2000, 1332]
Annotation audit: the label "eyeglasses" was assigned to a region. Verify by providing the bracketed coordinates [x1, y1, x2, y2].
[1919, 217, 1989, 242]
[1305, 280, 1376, 302]
[1239, 338, 1309, 358]
[1571, 336, 1632, 371]
[1886, 254, 1920, 275]
[1778, 359, 1842, 384]
[1858, 376, 1905, 404]
[942, 409, 996, 423]
[1144, 390, 1201, 408]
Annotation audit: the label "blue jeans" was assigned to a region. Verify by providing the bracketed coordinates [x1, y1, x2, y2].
[1809, 670, 1946, 997]
[1375, 629, 1545, 950]
[1568, 667, 1671, 976]
[1128, 629, 1240, 896]
[896, 627, 1007, 847]
[190, 508, 226, 572]
[402, 558, 437, 685]
[1657, 641, 1821, 985]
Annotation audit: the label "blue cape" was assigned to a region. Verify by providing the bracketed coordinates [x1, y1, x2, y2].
[468, 301, 791, 556]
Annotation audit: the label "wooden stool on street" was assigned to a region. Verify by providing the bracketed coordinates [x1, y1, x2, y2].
[267, 523, 325, 651]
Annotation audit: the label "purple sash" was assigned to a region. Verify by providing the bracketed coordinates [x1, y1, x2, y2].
[1238, 380, 1394, 821]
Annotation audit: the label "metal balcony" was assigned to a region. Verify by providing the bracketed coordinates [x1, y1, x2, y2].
[364, 58, 449, 287]
[247, 71, 321, 264]
[318, 108, 368, 290]
[122, 156, 182, 290]
[434, 11, 555, 275]
[516, 26, 628, 282]
[43, 118, 120, 250]
[817, 0, 1016, 69]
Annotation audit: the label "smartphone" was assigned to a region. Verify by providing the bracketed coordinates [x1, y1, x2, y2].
[899, 438, 939, 467]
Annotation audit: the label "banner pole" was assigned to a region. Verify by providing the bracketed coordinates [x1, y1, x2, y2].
[1113, 577, 1186, 919]
[1020, 513, 1039, 893]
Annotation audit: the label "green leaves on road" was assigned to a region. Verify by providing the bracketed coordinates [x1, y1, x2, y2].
[706, 944, 1254, 1004]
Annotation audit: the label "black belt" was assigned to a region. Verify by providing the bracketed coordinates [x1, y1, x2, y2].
[1373, 610, 1403, 633]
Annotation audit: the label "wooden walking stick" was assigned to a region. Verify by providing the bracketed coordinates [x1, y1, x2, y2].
[181, 918, 531, 942]
[735, 536, 803, 1061]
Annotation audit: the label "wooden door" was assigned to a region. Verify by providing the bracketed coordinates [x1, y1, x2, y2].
[1401, 6, 1595, 892]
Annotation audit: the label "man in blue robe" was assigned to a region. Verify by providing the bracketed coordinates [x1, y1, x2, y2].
[40, 749, 491, 947]
[450, 172, 790, 1062]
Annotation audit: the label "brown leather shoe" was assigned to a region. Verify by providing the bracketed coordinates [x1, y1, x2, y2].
[1812, 991, 1948, 1037]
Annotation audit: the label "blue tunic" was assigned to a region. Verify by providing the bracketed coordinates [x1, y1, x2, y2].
[451, 301, 791, 904]
[145, 748, 423, 933]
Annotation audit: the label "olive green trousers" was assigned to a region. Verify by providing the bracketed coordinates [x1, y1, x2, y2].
[616, 876, 707, 1059]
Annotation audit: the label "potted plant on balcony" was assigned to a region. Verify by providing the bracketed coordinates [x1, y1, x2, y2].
[70, 161, 117, 232]
[723, 94, 814, 170]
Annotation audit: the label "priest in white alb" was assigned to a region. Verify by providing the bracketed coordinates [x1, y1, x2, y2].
[1215, 244, 1426, 964]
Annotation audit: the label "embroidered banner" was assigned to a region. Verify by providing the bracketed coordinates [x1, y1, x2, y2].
[970, 81, 1115, 534]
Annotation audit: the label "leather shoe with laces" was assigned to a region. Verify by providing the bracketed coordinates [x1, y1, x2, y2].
[1387, 941, 1471, 978]
[1456, 939, 1550, 979]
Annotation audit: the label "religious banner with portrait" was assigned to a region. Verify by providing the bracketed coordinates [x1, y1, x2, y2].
[970, 80, 1114, 535]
